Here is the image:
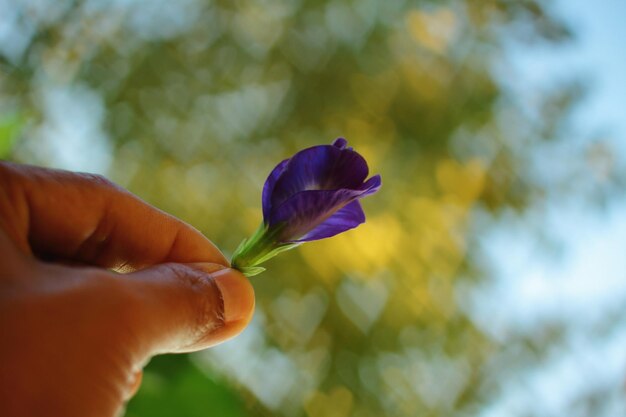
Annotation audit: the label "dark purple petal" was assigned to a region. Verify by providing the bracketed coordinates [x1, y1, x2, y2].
[270, 145, 369, 210]
[261, 158, 289, 220]
[269, 187, 374, 242]
[297, 200, 365, 242]
[332, 138, 348, 149]
[357, 174, 382, 196]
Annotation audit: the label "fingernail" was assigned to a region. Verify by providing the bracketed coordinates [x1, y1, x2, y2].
[211, 268, 255, 324]
[187, 262, 227, 275]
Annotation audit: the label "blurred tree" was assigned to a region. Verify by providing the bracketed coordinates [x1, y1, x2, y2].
[0, 0, 621, 416]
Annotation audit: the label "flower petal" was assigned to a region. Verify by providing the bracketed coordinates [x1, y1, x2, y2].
[262, 158, 289, 220]
[358, 174, 382, 196]
[297, 200, 365, 242]
[270, 145, 369, 209]
[269, 187, 374, 242]
[332, 137, 348, 149]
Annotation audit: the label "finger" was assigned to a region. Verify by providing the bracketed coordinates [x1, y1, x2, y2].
[121, 263, 254, 355]
[0, 229, 28, 276]
[0, 162, 226, 271]
[124, 371, 143, 401]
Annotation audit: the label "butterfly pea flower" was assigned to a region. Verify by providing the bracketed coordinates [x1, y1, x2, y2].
[232, 138, 381, 276]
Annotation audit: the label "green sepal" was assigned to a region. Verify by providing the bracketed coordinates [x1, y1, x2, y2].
[232, 237, 248, 258]
[239, 266, 267, 277]
[252, 242, 300, 265]
[231, 223, 301, 277]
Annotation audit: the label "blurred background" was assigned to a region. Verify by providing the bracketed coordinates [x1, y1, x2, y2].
[1, 0, 625, 416]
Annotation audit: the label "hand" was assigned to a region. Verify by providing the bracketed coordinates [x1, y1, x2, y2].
[0, 162, 255, 417]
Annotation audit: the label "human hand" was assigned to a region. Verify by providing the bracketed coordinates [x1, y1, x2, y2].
[0, 162, 255, 417]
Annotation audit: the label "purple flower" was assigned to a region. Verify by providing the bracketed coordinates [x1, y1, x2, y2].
[232, 138, 381, 275]
[262, 138, 381, 242]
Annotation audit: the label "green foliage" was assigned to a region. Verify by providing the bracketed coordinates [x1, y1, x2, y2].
[126, 355, 248, 417]
[0, 113, 23, 158]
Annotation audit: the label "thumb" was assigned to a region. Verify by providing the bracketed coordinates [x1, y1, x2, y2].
[123, 263, 255, 356]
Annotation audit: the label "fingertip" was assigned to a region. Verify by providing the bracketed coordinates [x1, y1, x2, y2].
[165, 263, 255, 353]
[179, 267, 255, 351]
[213, 268, 255, 330]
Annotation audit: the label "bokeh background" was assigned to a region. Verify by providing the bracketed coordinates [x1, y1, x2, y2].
[2, 0, 626, 416]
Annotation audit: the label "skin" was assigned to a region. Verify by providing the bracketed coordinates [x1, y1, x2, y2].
[0, 161, 255, 417]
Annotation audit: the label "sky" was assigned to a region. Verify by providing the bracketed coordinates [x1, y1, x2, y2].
[511, 0, 626, 156]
